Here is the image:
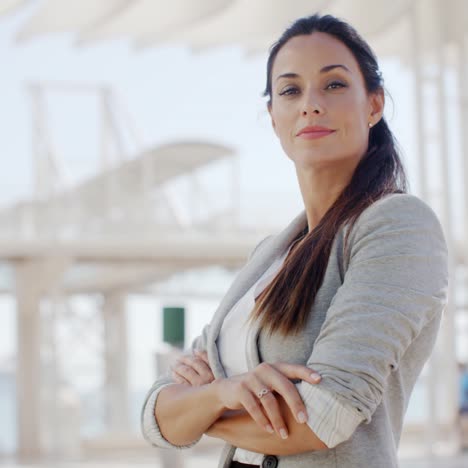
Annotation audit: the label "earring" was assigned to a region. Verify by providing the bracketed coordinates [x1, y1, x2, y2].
[368, 122, 372, 128]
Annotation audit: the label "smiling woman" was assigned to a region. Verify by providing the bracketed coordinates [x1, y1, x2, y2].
[268, 36, 383, 174]
[141, 14, 448, 468]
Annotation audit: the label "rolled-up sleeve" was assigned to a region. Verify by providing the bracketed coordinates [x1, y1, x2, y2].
[297, 383, 364, 448]
[297, 194, 449, 448]
[141, 382, 199, 449]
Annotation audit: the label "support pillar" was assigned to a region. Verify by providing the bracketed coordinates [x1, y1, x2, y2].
[410, 0, 460, 455]
[15, 262, 42, 460]
[433, 0, 460, 453]
[102, 291, 130, 434]
[14, 258, 70, 461]
[458, 35, 468, 267]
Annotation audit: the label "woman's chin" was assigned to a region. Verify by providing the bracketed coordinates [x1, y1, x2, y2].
[291, 152, 341, 169]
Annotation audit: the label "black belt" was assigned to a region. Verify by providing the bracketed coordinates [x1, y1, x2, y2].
[230, 462, 260, 468]
[230, 455, 278, 468]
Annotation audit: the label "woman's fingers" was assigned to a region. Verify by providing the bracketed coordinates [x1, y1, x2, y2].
[171, 370, 190, 385]
[245, 374, 288, 437]
[171, 351, 214, 386]
[257, 363, 320, 425]
[256, 363, 305, 430]
[178, 355, 212, 376]
[173, 363, 206, 386]
[272, 362, 322, 384]
[214, 373, 293, 438]
[177, 355, 215, 382]
[194, 349, 209, 364]
[256, 387, 289, 438]
[238, 382, 276, 435]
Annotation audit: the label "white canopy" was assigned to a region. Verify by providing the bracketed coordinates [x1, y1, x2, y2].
[0, 0, 26, 17]
[3, 1, 445, 51]
[11, 0, 468, 64]
[143, 0, 412, 53]
[77, 0, 233, 46]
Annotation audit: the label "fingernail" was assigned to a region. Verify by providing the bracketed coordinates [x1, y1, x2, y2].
[279, 428, 288, 439]
[310, 372, 321, 382]
[266, 424, 274, 433]
[297, 411, 307, 423]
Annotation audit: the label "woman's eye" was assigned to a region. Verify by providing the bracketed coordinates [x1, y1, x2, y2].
[326, 81, 347, 90]
[279, 87, 299, 96]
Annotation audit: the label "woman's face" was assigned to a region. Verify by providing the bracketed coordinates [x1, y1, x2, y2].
[268, 32, 384, 170]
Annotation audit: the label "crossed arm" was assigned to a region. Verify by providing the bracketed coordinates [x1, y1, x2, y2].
[205, 393, 328, 455]
[155, 361, 328, 455]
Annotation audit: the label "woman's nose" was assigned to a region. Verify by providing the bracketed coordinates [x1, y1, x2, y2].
[301, 93, 325, 116]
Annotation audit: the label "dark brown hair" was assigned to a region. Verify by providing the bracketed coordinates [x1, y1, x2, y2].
[249, 14, 409, 337]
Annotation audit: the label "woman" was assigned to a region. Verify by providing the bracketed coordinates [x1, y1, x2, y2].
[141, 14, 448, 468]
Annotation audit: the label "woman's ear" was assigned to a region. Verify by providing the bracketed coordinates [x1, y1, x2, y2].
[369, 89, 385, 126]
[267, 103, 278, 136]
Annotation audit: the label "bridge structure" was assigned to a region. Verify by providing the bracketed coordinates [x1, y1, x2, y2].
[0, 80, 272, 460]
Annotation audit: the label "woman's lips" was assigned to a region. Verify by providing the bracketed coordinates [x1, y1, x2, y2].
[297, 130, 336, 140]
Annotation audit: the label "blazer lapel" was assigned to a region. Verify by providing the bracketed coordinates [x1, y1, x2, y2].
[208, 209, 308, 377]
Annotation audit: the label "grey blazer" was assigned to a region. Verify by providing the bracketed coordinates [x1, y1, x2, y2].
[141, 193, 449, 468]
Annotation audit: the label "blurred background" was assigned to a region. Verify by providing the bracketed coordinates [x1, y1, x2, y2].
[0, 0, 467, 467]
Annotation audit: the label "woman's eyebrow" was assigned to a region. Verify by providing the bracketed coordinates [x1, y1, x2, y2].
[275, 72, 300, 82]
[320, 64, 351, 74]
[275, 64, 351, 82]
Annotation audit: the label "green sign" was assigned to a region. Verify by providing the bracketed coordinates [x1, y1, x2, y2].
[163, 306, 185, 348]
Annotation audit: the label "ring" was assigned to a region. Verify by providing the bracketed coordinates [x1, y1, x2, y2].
[257, 388, 270, 399]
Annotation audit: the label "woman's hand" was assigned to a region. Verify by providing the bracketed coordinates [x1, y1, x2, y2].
[171, 351, 322, 440]
[213, 362, 321, 440]
[171, 349, 215, 386]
